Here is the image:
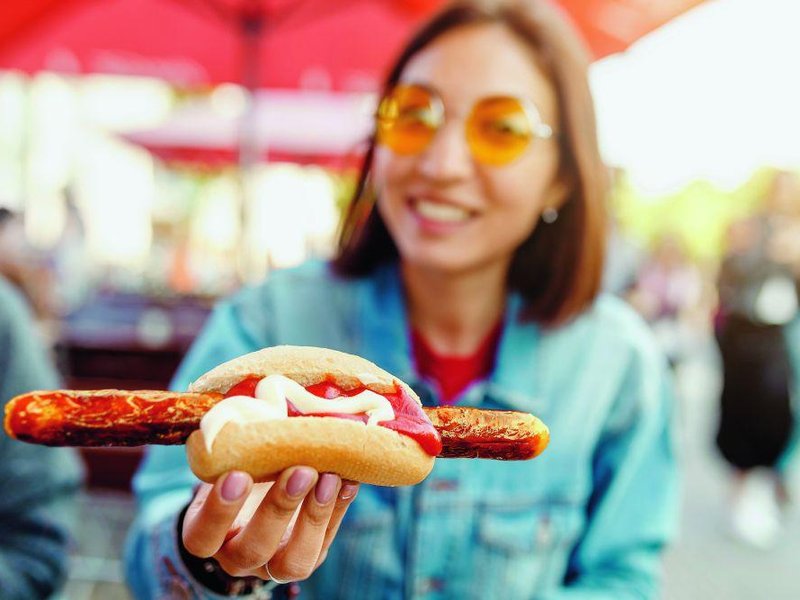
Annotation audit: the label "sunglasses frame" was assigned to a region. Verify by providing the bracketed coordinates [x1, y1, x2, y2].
[376, 83, 555, 164]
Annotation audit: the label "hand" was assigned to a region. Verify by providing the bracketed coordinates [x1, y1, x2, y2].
[181, 467, 359, 583]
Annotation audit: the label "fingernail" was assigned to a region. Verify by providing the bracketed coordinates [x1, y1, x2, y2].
[339, 483, 359, 501]
[221, 471, 248, 502]
[315, 473, 339, 504]
[286, 468, 316, 497]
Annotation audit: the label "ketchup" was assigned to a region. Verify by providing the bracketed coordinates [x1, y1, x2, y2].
[225, 376, 442, 456]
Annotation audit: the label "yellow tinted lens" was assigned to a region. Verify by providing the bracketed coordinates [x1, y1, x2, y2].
[466, 96, 533, 165]
[376, 85, 441, 155]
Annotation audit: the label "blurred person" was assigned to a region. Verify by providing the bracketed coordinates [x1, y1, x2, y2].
[0, 207, 54, 319]
[714, 197, 799, 548]
[602, 216, 646, 297]
[0, 274, 84, 598]
[0, 208, 34, 300]
[627, 233, 703, 368]
[48, 188, 91, 315]
[125, 1, 678, 598]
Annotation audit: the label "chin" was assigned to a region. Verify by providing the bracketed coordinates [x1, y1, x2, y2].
[401, 252, 482, 277]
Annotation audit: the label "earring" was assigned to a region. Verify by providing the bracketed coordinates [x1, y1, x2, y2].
[541, 207, 558, 224]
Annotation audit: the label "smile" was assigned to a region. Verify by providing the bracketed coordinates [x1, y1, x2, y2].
[411, 199, 473, 223]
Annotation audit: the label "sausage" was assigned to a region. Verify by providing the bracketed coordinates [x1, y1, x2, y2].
[422, 406, 550, 460]
[4, 391, 549, 460]
[4, 389, 224, 447]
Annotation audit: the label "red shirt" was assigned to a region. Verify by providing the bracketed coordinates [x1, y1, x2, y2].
[411, 322, 503, 405]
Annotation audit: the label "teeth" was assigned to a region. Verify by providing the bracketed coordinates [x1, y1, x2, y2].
[414, 200, 471, 223]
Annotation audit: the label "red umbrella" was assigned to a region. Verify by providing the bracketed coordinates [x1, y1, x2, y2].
[556, 0, 706, 58]
[0, 0, 706, 85]
[0, 0, 443, 92]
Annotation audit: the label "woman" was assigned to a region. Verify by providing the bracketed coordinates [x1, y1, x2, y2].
[125, 1, 678, 598]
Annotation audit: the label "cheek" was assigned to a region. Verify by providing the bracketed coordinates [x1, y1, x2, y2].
[372, 147, 412, 193]
[484, 168, 549, 227]
[372, 148, 417, 214]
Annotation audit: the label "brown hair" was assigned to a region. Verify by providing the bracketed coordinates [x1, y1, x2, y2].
[332, 0, 608, 325]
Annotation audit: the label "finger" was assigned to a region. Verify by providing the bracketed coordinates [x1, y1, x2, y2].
[182, 471, 253, 558]
[217, 467, 318, 572]
[267, 473, 342, 582]
[228, 482, 275, 534]
[316, 481, 359, 568]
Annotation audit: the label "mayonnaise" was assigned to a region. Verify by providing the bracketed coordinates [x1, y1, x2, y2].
[200, 374, 396, 452]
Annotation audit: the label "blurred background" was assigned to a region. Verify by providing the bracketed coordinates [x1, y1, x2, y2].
[1, 0, 799, 598]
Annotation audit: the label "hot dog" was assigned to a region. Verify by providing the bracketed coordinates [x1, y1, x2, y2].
[5, 392, 548, 459]
[4, 345, 550, 486]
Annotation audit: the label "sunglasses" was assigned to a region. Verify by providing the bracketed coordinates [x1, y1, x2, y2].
[376, 84, 555, 166]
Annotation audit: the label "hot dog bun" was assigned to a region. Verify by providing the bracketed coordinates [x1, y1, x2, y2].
[185, 345, 437, 486]
[186, 417, 434, 486]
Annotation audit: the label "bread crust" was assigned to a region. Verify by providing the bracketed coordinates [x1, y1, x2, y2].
[187, 417, 435, 486]
[189, 345, 420, 401]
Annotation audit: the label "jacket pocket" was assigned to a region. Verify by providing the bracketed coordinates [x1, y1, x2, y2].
[471, 502, 580, 599]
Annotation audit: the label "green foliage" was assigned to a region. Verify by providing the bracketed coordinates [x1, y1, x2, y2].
[611, 168, 781, 260]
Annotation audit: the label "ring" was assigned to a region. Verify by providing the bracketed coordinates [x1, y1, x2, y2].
[264, 562, 293, 585]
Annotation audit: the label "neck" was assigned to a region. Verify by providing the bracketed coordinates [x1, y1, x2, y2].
[402, 263, 507, 356]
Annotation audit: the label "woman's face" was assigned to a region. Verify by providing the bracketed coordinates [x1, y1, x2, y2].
[373, 23, 564, 278]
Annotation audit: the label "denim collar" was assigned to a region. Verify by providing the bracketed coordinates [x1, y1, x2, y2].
[356, 262, 541, 413]
[357, 262, 415, 384]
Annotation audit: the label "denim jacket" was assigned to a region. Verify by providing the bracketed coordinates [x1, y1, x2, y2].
[125, 261, 678, 600]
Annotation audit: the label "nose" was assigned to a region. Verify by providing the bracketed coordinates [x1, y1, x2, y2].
[416, 119, 473, 183]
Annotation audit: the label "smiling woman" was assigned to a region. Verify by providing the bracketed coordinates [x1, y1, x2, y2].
[336, 6, 608, 327]
[126, 2, 677, 598]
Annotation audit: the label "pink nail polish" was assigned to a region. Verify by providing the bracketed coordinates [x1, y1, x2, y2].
[339, 483, 359, 501]
[221, 471, 248, 501]
[315, 474, 339, 504]
[286, 468, 315, 497]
